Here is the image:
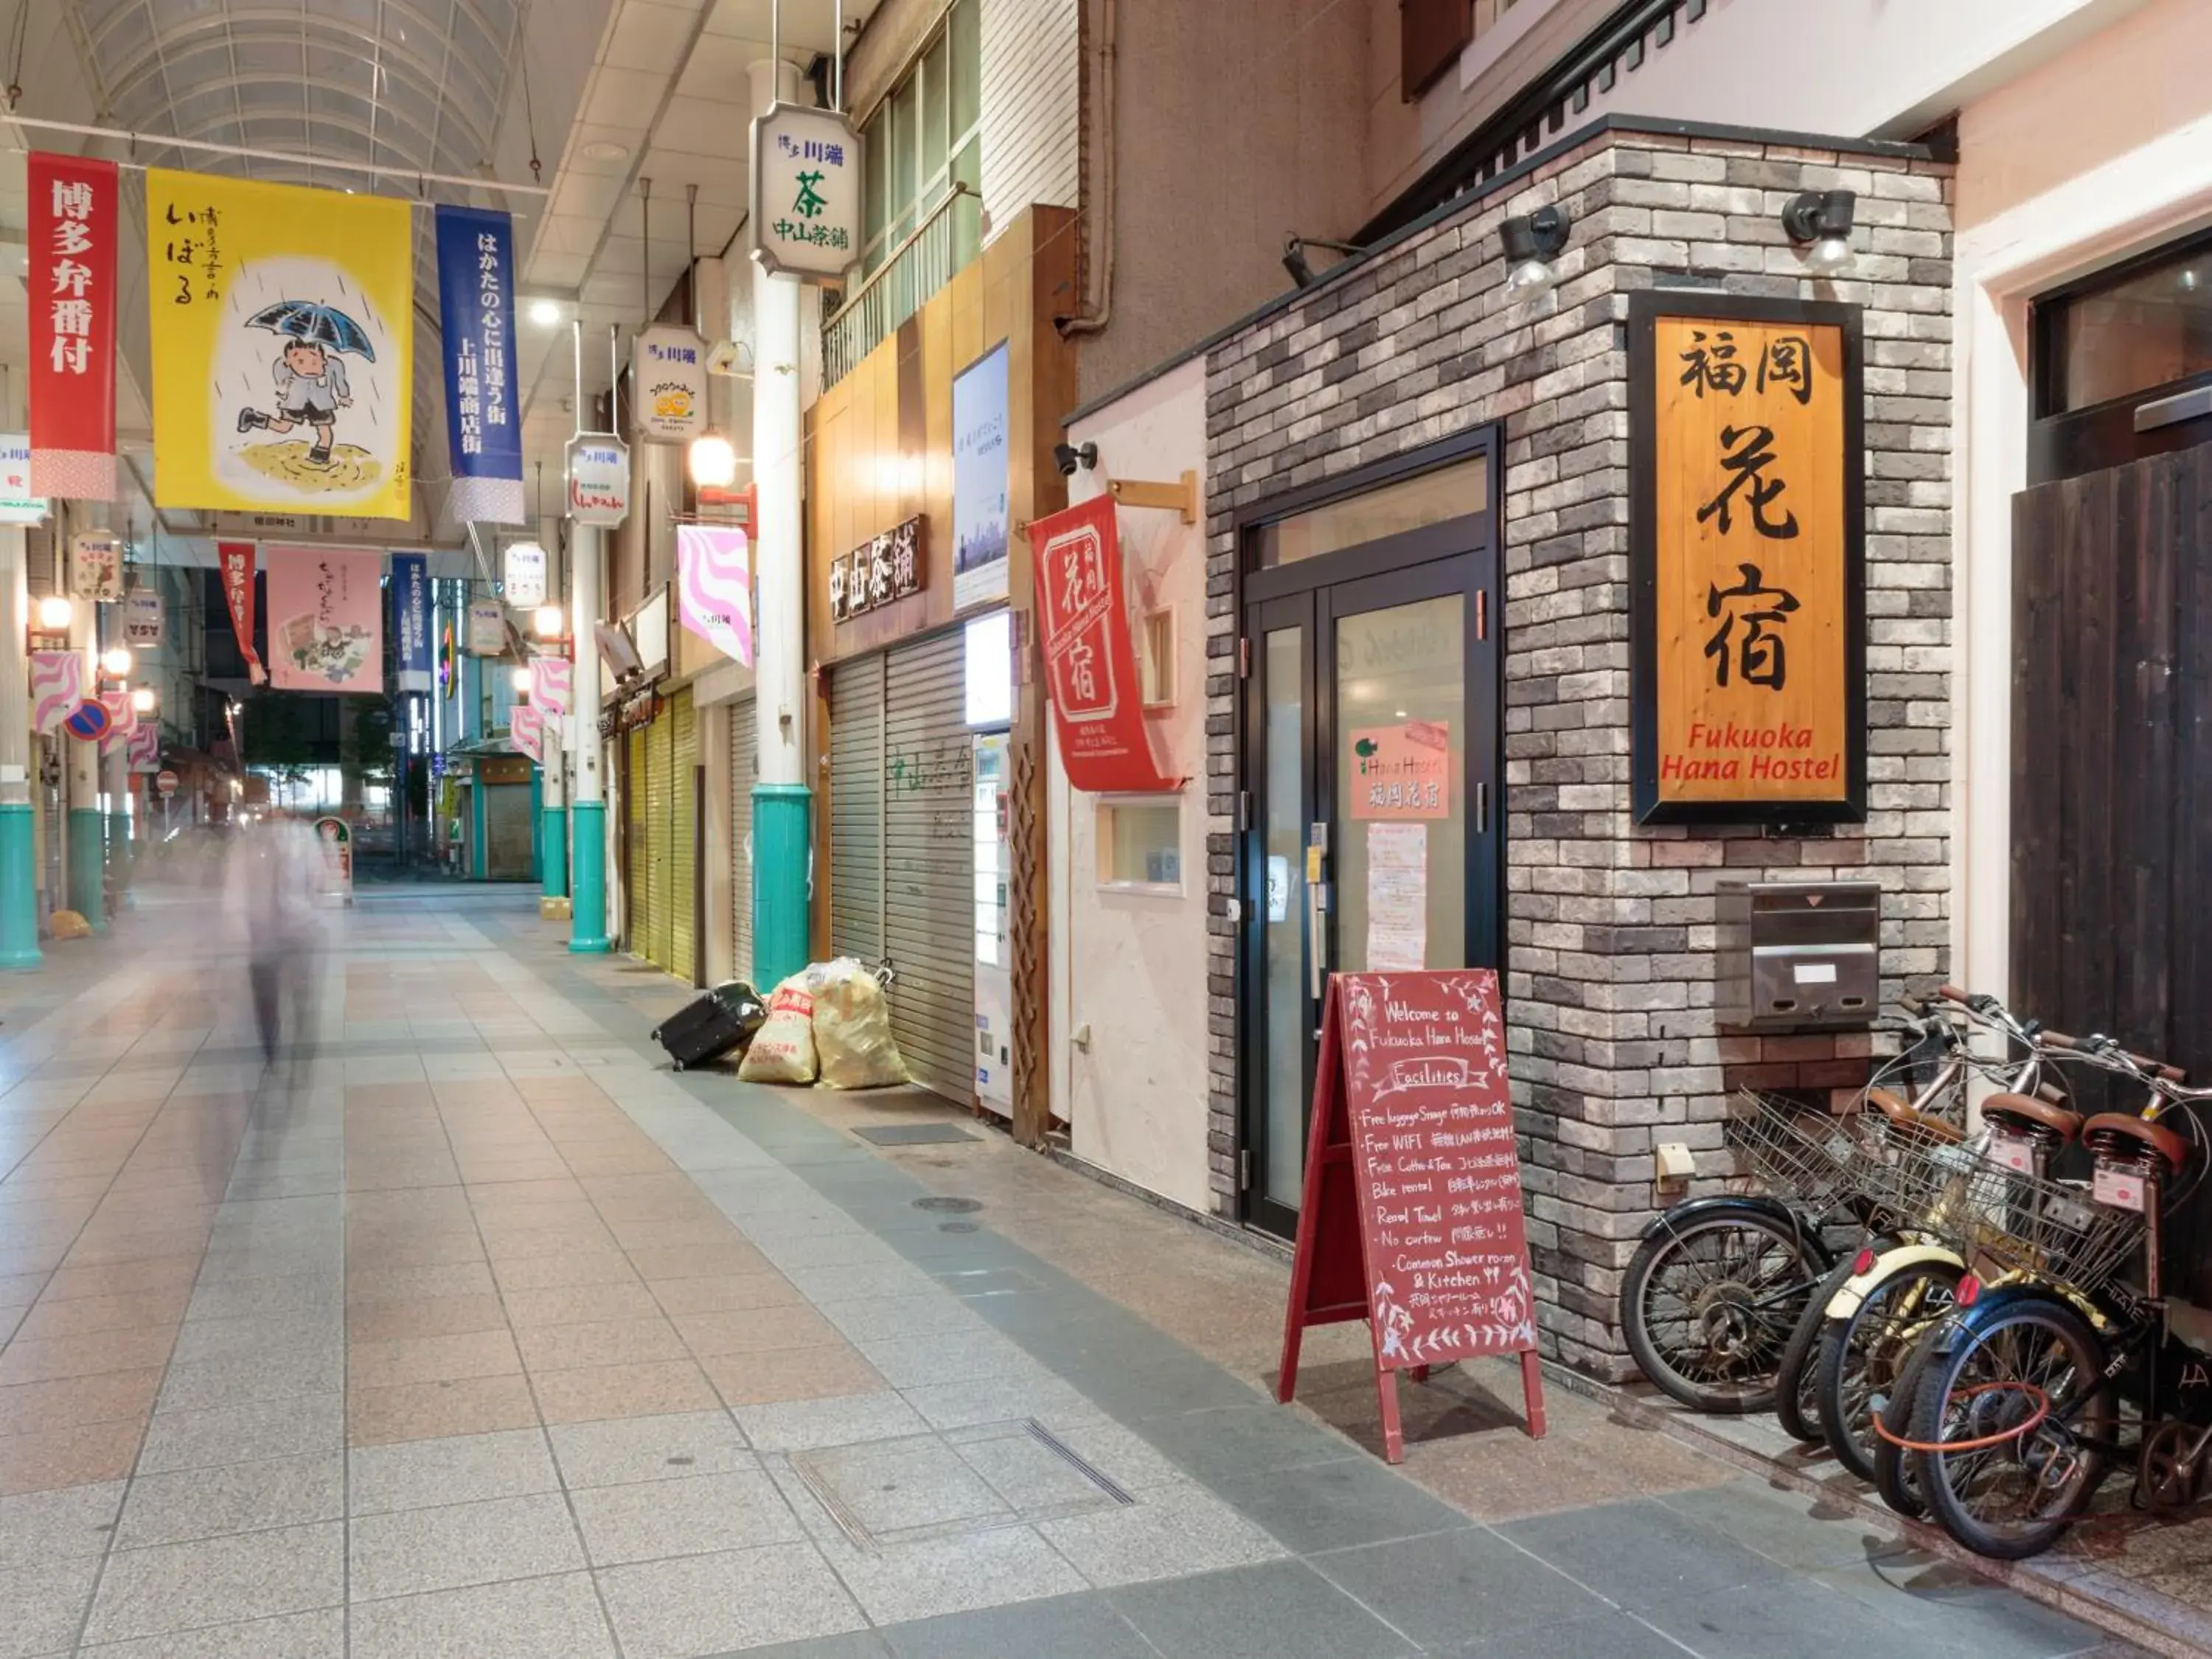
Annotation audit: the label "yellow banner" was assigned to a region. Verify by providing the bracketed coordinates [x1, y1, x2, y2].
[147, 170, 413, 519]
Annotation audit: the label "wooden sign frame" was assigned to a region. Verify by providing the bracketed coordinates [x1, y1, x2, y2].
[1627, 291, 1866, 825]
[1277, 973, 1545, 1464]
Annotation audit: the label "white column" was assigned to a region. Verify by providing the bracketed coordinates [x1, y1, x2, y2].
[748, 55, 804, 795]
[571, 525, 603, 810]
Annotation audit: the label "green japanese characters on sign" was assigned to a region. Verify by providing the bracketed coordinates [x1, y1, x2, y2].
[750, 104, 861, 284]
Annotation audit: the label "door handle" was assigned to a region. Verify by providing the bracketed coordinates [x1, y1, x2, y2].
[1307, 878, 1329, 1002]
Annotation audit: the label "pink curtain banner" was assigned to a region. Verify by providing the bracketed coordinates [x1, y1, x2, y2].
[29, 650, 80, 734]
[509, 703, 543, 763]
[98, 687, 135, 750]
[265, 546, 385, 692]
[677, 524, 753, 667]
[531, 655, 571, 717]
[128, 722, 160, 771]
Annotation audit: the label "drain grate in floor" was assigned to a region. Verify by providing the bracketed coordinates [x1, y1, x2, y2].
[912, 1194, 983, 1211]
[853, 1124, 979, 1147]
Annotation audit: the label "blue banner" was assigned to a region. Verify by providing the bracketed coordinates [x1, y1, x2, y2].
[434, 204, 524, 524]
[392, 552, 431, 694]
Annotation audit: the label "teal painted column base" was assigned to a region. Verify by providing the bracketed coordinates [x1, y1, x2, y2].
[568, 799, 610, 953]
[0, 802, 41, 970]
[541, 807, 568, 900]
[751, 783, 813, 992]
[67, 807, 106, 933]
[108, 810, 133, 906]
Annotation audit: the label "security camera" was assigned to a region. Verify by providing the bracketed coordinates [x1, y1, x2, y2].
[1052, 442, 1097, 478]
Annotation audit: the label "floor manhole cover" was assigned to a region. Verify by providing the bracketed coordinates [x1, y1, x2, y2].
[913, 1195, 983, 1213]
[853, 1124, 979, 1147]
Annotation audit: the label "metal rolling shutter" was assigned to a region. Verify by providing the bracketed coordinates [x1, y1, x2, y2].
[625, 726, 648, 954]
[829, 654, 885, 965]
[882, 630, 973, 1102]
[669, 688, 698, 987]
[646, 705, 675, 970]
[728, 694, 757, 987]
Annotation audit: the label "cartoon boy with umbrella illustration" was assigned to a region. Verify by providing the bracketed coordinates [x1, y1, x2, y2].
[234, 300, 373, 467]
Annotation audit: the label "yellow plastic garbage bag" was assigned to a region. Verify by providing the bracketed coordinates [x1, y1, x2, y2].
[737, 974, 820, 1084]
[813, 958, 910, 1090]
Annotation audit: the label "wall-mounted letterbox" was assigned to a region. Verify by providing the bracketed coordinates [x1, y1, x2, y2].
[1717, 880, 1880, 1031]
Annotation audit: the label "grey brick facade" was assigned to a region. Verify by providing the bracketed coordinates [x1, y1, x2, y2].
[1201, 122, 1956, 1376]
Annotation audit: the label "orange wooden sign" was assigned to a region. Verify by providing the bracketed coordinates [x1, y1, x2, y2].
[1630, 295, 1865, 824]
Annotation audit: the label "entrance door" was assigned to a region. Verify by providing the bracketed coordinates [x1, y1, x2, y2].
[1241, 554, 1498, 1236]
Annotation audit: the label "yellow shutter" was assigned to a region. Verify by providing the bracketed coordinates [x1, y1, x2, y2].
[670, 687, 698, 986]
[626, 726, 650, 954]
[647, 704, 675, 970]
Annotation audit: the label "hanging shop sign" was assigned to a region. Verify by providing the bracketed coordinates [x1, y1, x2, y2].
[566, 436, 630, 527]
[391, 551, 432, 694]
[0, 436, 49, 526]
[29, 153, 119, 501]
[1027, 495, 1178, 793]
[29, 650, 82, 735]
[750, 103, 860, 282]
[145, 170, 414, 520]
[676, 524, 753, 667]
[632, 324, 709, 444]
[632, 588, 670, 676]
[123, 590, 164, 650]
[1630, 293, 1865, 824]
[265, 546, 384, 692]
[217, 540, 267, 685]
[502, 540, 547, 609]
[952, 343, 1011, 612]
[69, 529, 124, 603]
[466, 599, 507, 658]
[509, 703, 544, 763]
[433, 204, 525, 524]
[598, 685, 663, 740]
[63, 699, 111, 742]
[1276, 970, 1545, 1463]
[531, 655, 572, 718]
[829, 517, 924, 623]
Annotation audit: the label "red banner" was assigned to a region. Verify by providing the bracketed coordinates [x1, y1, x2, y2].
[28, 153, 117, 501]
[1026, 495, 1177, 793]
[217, 541, 266, 686]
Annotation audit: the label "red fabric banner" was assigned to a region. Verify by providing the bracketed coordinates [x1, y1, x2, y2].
[1026, 494, 1177, 793]
[28, 153, 117, 501]
[218, 540, 266, 686]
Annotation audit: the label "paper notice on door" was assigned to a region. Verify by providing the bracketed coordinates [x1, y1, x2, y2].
[1366, 821, 1427, 971]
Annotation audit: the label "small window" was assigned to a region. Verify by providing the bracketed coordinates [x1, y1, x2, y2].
[1254, 453, 1489, 566]
[2042, 234, 2212, 414]
[1138, 609, 1175, 708]
[1097, 799, 1181, 891]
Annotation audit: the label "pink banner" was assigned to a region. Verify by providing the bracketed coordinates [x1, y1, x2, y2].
[677, 524, 753, 667]
[128, 722, 160, 771]
[265, 546, 383, 692]
[531, 655, 571, 717]
[99, 687, 135, 752]
[29, 650, 80, 734]
[509, 703, 543, 763]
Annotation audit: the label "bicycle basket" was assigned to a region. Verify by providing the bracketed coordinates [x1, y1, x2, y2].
[1722, 1091, 1865, 1207]
[1874, 1138, 2147, 1297]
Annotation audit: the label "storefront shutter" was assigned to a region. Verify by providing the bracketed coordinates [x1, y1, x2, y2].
[646, 703, 675, 970]
[669, 686, 698, 987]
[829, 653, 886, 965]
[882, 630, 974, 1102]
[728, 694, 757, 987]
[625, 725, 649, 953]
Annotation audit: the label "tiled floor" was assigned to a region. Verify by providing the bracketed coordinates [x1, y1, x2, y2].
[0, 883, 2148, 1658]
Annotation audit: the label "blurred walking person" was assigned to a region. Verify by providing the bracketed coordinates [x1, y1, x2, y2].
[226, 818, 324, 1062]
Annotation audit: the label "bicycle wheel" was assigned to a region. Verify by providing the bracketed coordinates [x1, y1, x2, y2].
[1775, 1254, 1864, 1444]
[1871, 1318, 1949, 1518]
[1814, 1258, 1964, 1482]
[1909, 1292, 2113, 1560]
[1620, 1202, 1826, 1413]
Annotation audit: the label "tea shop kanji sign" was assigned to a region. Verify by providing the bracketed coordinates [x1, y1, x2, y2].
[1629, 294, 1865, 824]
[829, 517, 925, 623]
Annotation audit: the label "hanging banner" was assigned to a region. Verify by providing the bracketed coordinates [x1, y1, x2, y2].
[123, 591, 164, 650]
[391, 552, 431, 694]
[510, 703, 544, 763]
[676, 524, 753, 667]
[749, 104, 860, 282]
[265, 546, 383, 692]
[632, 325, 709, 444]
[530, 655, 571, 718]
[29, 153, 119, 501]
[29, 650, 82, 735]
[128, 723, 160, 773]
[433, 205, 525, 524]
[69, 529, 124, 603]
[952, 343, 1010, 612]
[466, 599, 507, 657]
[0, 436, 49, 526]
[217, 540, 267, 685]
[1028, 495, 1178, 793]
[566, 437, 630, 527]
[146, 170, 413, 519]
[99, 689, 136, 751]
[502, 540, 547, 609]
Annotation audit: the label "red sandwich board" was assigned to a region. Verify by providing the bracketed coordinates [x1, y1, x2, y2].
[1277, 970, 1545, 1462]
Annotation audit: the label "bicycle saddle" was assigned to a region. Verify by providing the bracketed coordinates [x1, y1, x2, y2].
[2080, 1112, 2191, 1174]
[1978, 1093, 2081, 1144]
[1868, 1087, 1966, 1146]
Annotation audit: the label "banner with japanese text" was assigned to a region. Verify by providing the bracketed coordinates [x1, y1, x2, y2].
[147, 171, 413, 519]
[530, 656, 571, 718]
[677, 524, 753, 667]
[433, 206, 524, 524]
[509, 704, 543, 763]
[29, 153, 118, 501]
[1027, 495, 1178, 793]
[217, 540, 266, 684]
[391, 552, 432, 693]
[29, 650, 81, 735]
[265, 546, 383, 693]
[1630, 296, 1864, 824]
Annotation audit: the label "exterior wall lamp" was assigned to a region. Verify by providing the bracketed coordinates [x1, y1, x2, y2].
[1500, 206, 1572, 302]
[1781, 188, 1857, 276]
[533, 603, 566, 641]
[100, 646, 133, 678]
[35, 594, 73, 633]
[1282, 236, 1366, 289]
[130, 686, 157, 716]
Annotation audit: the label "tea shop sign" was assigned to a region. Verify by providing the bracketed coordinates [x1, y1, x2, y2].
[1629, 293, 1865, 824]
[829, 516, 924, 622]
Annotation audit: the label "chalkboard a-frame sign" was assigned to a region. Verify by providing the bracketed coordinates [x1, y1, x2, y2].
[1628, 291, 1867, 826]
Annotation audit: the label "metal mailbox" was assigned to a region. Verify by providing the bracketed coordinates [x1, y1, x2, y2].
[1716, 880, 1880, 1031]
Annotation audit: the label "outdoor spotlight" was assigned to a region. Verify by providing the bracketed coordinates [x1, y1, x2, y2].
[100, 646, 132, 677]
[35, 594, 72, 631]
[528, 296, 563, 327]
[511, 664, 532, 693]
[130, 686, 156, 715]
[689, 428, 740, 490]
[1500, 206, 1572, 302]
[1051, 442, 1097, 479]
[1781, 189, 1857, 276]
[1281, 235, 1366, 290]
[534, 603, 566, 640]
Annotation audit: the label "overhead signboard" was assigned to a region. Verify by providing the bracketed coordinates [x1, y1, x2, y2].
[750, 103, 860, 282]
[0, 435, 49, 526]
[502, 540, 547, 609]
[567, 436, 630, 528]
[123, 590, 164, 650]
[632, 325, 709, 444]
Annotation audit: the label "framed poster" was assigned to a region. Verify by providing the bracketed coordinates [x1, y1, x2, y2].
[952, 341, 1010, 612]
[1628, 292, 1865, 824]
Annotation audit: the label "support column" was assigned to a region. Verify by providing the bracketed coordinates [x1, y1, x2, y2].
[540, 740, 568, 907]
[748, 55, 810, 992]
[0, 527, 40, 969]
[102, 703, 130, 904]
[568, 523, 609, 953]
[66, 587, 102, 931]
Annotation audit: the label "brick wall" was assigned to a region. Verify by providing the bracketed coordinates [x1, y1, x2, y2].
[1201, 122, 1956, 1374]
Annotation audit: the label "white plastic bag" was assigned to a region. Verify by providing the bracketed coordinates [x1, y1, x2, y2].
[813, 958, 910, 1090]
[737, 975, 820, 1083]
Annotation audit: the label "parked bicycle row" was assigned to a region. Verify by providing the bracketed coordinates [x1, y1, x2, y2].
[1621, 984, 2212, 1559]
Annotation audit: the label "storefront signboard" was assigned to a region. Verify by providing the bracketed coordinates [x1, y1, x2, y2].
[830, 516, 924, 622]
[1630, 293, 1865, 823]
[749, 103, 860, 282]
[631, 324, 709, 444]
[69, 529, 124, 602]
[0, 435, 49, 525]
[566, 436, 630, 527]
[501, 539, 546, 609]
[952, 343, 1009, 611]
[1026, 495, 1178, 793]
[1276, 969, 1545, 1463]
[122, 590, 164, 650]
[466, 599, 507, 658]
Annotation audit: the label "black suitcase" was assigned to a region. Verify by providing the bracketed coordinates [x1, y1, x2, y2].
[652, 981, 768, 1071]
